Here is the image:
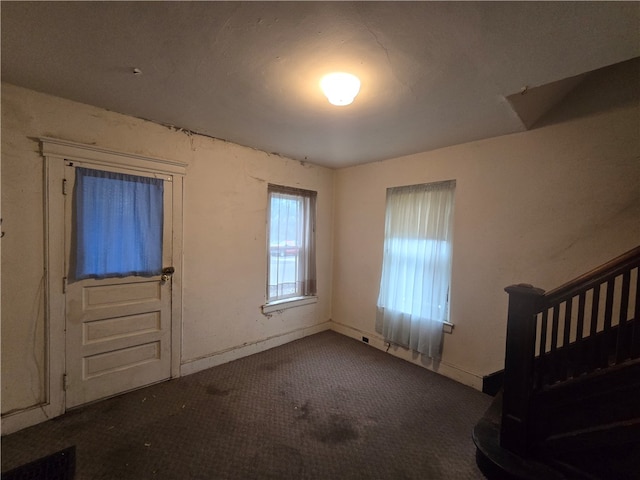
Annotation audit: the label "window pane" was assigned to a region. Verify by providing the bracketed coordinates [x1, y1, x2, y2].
[75, 167, 163, 280]
[269, 193, 302, 299]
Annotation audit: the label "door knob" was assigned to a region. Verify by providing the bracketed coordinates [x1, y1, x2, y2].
[161, 267, 175, 282]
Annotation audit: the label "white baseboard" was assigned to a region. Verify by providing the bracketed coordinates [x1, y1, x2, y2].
[1, 402, 63, 436]
[330, 320, 483, 391]
[180, 321, 332, 376]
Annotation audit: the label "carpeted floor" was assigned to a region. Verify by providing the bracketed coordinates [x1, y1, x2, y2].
[2, 331, 492, 479]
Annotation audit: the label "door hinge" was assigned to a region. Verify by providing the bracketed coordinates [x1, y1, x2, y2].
[63, 374, 68, 391]
[63, 277, 67, 294]
[62, 178, 68, 195]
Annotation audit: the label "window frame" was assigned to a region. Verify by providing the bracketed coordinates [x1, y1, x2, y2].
[263, 184, 317, 312]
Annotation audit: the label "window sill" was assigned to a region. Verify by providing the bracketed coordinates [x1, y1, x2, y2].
[262, 296, 318, 314]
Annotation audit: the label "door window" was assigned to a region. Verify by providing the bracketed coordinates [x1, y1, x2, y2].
[74, 167, 163, 280]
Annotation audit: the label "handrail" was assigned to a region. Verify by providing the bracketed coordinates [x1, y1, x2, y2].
[543, 245, 640, 306]
[499, 245, 640, 456]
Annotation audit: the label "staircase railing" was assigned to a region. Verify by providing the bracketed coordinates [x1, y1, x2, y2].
[499, 246, 640, 456]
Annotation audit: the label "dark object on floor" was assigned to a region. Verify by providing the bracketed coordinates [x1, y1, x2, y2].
[481, 369, 503, 397]
[2, 446, 75, 480]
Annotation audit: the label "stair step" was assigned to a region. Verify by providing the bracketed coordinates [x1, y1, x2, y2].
[545, 418, 640, 453]
[473, 393, 568, 480]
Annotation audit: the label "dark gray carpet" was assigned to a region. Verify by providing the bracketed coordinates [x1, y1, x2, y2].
[2, 331, 492, 479]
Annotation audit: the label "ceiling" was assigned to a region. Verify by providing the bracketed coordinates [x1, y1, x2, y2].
[2, 2, 638, 169]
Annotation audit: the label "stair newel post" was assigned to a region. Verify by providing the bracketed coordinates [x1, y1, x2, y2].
[500, 283, 545, 456]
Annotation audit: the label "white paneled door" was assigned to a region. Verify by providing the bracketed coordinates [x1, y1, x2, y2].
[64, 164, 173, 408]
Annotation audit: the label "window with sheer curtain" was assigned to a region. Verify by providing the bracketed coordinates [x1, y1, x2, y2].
[376, 180, 455, 359]
[267, 184, 317, 303]
[74, 167, 163, 280]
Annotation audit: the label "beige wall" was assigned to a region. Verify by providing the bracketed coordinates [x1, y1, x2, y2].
[1, 83, 334, 414]
[331, 60, 640, 387]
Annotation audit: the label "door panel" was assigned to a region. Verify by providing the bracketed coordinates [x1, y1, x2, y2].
[82, 280, 161, 308]
[64, 164, 173, 408]
[83, 312, 161, 344]
[84, 341, 161, 378]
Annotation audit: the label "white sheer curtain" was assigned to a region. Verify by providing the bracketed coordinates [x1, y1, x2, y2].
[75, 167, 164, 280]
[376, 180, 455, 359]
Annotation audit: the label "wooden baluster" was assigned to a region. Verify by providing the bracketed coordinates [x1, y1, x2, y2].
[615, 270, 631, 364]
[561, 298, 573, 380]
[631, 268, 640, 359]
[501, 284, 545, 456]
[575, 292, 586, 375]
[600, 278, 615, 368]
[550, 305, 560, 383]
[588, 284, 601, 373]
[538, 309, 549, 388]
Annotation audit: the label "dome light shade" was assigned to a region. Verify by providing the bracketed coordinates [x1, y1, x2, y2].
[320, 72, 361, 106]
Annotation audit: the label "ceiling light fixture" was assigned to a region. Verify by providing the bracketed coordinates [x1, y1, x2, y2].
[320, 72, 361, 106]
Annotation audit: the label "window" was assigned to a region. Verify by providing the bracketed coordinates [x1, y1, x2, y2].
[266, 185, 317, 305]
[74, 167, 164, 280]
[376, 180, 455, 359]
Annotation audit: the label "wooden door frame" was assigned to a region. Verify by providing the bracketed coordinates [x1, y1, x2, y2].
[3, 138, 186, 433]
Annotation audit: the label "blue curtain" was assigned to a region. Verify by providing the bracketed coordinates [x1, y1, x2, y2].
[75, 167, 163, 280]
